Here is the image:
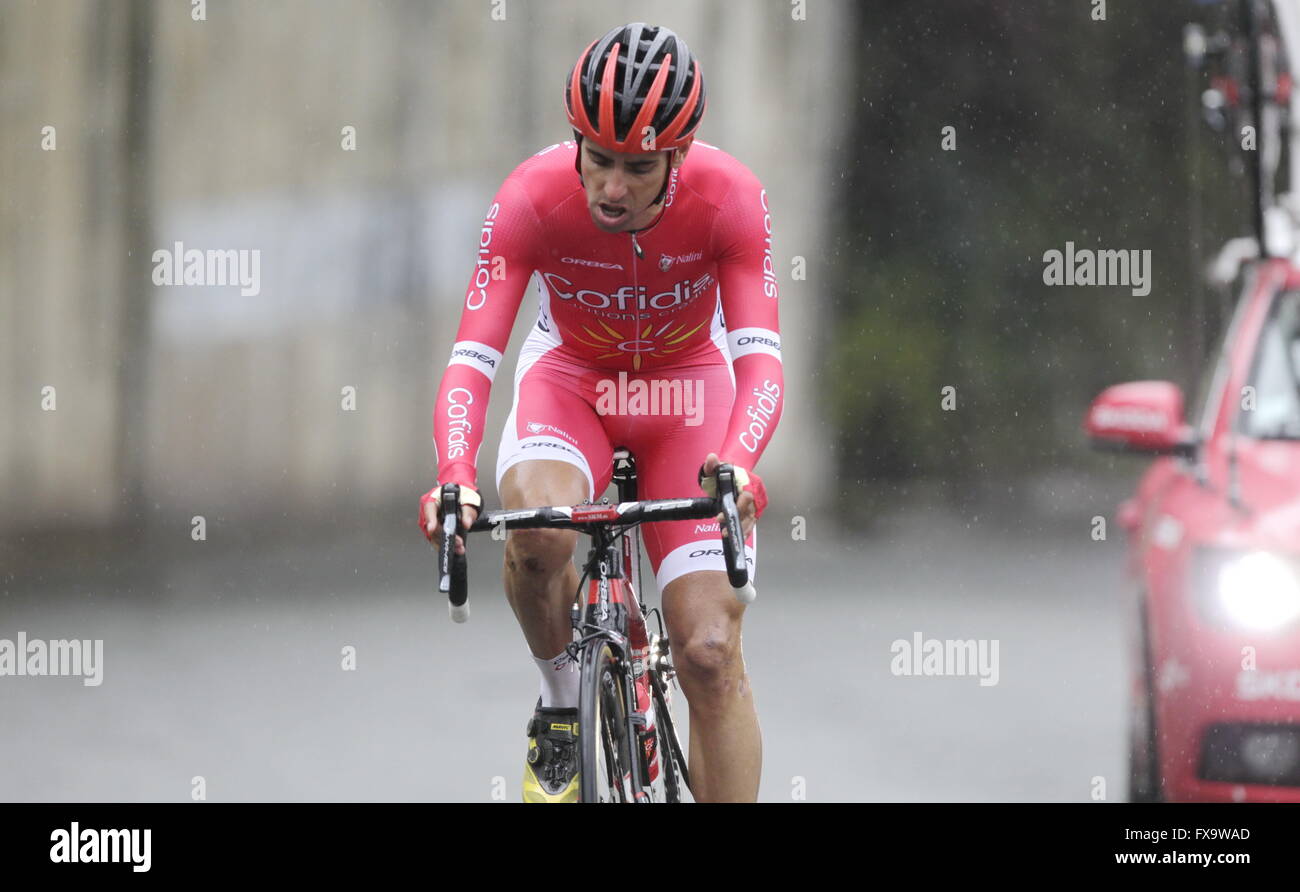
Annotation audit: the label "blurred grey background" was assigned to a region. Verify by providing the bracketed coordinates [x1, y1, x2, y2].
[2, 0, 843, 533]
[1, 0, 1241, 800]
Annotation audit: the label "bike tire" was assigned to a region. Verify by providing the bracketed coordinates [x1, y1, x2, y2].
[650, 668, 689, 802]
[579, 641, 635, 803]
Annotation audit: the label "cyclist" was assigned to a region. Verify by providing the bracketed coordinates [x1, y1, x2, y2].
[419, 22, 783, 803]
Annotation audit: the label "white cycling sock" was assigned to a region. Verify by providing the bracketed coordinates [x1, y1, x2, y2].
[535, 650, 579, 709]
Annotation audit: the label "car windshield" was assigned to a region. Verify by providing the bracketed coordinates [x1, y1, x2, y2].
[1239, 290, 1300, 439]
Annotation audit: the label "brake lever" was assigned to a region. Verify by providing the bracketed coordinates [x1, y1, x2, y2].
[715, 464, 757, 605]
[438, 484, 470, 622]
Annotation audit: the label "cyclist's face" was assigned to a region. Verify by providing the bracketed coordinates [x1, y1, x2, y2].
[580, 143, 677, 232]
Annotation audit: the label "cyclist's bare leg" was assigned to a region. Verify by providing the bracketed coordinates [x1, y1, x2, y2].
[499, 460, 589, 660]
[662, 569, 760, 802]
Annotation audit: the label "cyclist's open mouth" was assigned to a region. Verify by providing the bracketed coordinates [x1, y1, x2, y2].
[595, 202, 628, 226]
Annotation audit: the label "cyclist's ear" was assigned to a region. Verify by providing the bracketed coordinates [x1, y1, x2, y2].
[671, 139, 692, 168]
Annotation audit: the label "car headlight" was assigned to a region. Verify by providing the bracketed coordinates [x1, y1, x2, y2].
[1199, 550, 1300, 631]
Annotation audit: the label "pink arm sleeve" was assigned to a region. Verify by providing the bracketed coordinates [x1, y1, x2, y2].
[712, 175, 784, 470]
[433, 176, 541, 488]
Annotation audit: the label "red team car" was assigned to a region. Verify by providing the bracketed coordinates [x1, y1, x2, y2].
[1087, 256, 1300, 801]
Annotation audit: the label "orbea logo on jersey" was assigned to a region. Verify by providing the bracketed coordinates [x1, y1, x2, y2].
[444, 387, 474, 459]
[739, 379, 781, 454]
[466, 202, 501, 311]
[521, 440, 581, 459]
[561, 256, 624, 270]
[541, 273, 698, 311]
[688, 547, 754, 565]
[736, 334, 780, 352]
[451, 347, 496, 367]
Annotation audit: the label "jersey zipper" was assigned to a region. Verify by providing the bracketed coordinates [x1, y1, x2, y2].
[630, 230, 642, 370]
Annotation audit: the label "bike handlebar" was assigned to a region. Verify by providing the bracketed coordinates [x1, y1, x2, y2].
[434, 464, 756, 621]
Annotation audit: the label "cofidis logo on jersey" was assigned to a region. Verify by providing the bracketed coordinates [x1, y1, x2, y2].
[466, 203, 501, 310]
[444, 387, 474, 459]
[540, 273, 699, 312]
[761, 189, 777, 299]
[739, 379, 781, 454]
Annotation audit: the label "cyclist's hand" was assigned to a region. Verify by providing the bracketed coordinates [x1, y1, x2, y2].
[699, 452, 766, 541]
[418, 484, 481, 555]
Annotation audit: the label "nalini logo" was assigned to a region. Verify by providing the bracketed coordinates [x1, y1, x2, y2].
[525, 421, 578, 445]
[660, 251, 703, 272]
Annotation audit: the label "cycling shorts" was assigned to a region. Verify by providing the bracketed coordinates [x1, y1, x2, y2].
[496, 338, 758, 593]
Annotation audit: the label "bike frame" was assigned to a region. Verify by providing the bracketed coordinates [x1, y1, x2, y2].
[573, 519, 646, 800]
[567, 449, 655, 800]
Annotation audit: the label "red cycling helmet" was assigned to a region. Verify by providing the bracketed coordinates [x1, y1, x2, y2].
[565, 23, 706, 153]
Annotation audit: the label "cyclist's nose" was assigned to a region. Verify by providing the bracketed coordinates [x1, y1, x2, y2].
[603, 169, 628, 202]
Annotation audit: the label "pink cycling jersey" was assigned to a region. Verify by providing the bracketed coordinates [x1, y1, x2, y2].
[433, 139, 783, 492]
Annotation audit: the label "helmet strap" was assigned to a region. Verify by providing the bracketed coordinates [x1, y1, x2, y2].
[651, 152, 674, 207]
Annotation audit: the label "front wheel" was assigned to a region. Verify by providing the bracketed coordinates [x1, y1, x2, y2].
[650, 664, 690, 802]
[579, 641, 636, 803]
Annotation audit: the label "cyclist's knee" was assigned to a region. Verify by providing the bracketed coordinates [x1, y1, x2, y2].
[674, 628, 743, 697]
[505, 528, 577, 582]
